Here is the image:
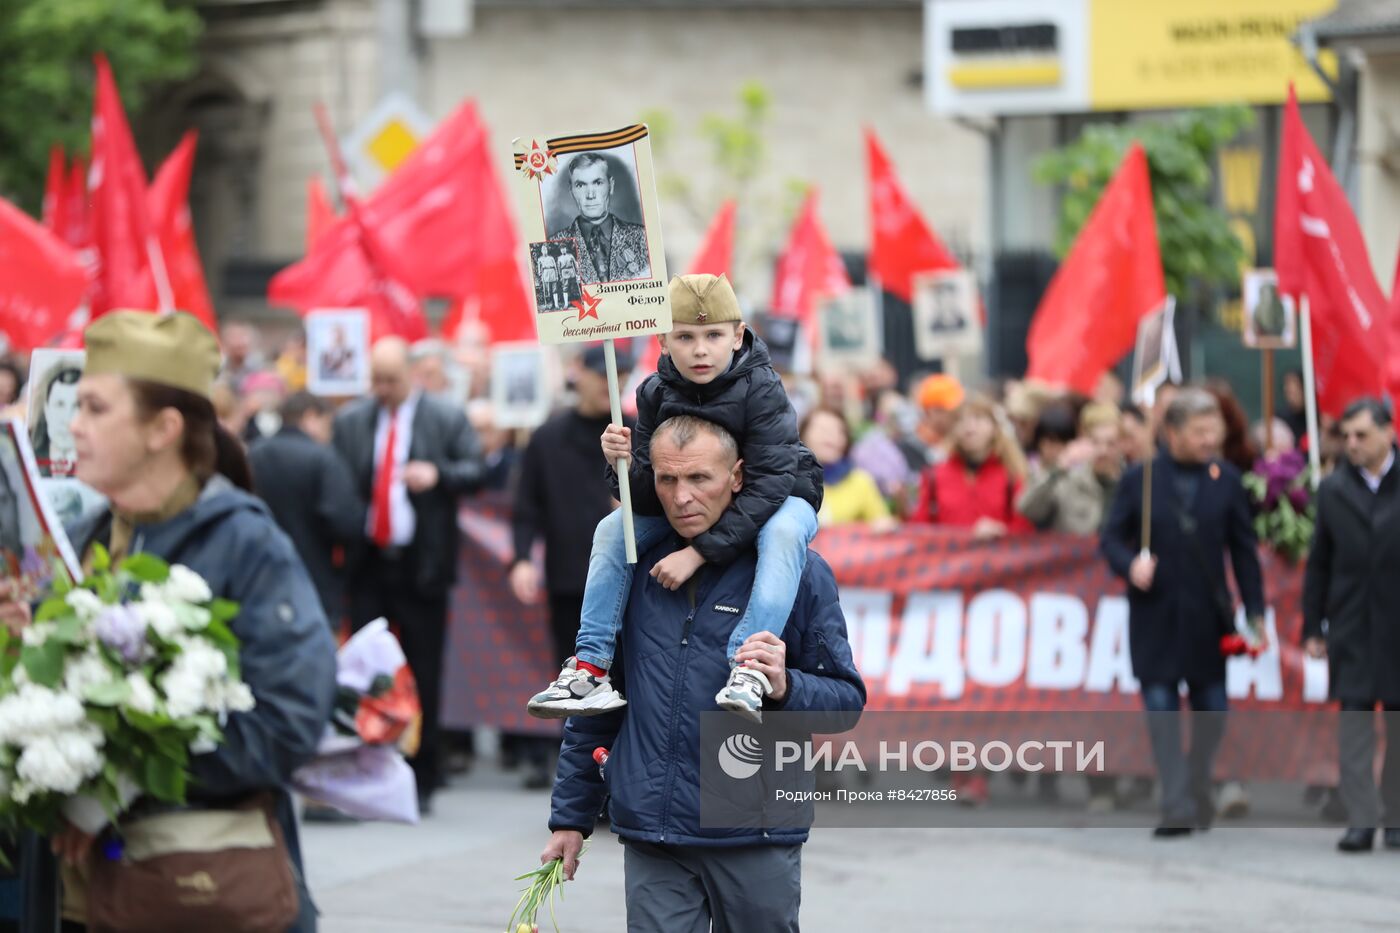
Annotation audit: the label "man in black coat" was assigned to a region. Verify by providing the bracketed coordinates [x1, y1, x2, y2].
[332, 336, 487, 810]
[1102, 387, 1265, 836]
[511, 346, 632, 673]
[509, 346, 633, 786]
[1303, 397, 1400, 852]
[249, 391, 364, 625]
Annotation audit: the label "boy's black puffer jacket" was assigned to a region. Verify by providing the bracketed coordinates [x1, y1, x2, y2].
[608, 329, 823, 565]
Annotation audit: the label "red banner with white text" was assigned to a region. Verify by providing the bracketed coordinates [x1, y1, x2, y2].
[443, 500, 1334, 779]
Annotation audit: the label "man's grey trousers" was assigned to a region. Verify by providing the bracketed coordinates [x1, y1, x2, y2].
[622, 839, 801, 932]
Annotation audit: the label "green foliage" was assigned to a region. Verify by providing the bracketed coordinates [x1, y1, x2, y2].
[142, 752, 186, 802]
[645, 80, 772, 215]
[506, 843, 589, 933]
[1032, 106, 1256, 301]
[1241, 470, 1316, 563]
[84, 678, 132, 707]
[645, 81, 804, 288]
[0, 0, 202, 208]
[20, 639, 64, 687]
[120, 552, 171, 584]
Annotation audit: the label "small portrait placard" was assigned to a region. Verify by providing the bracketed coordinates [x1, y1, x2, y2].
[0, 420, 82, 595]
[490, 342, 551, 429]
[1131, 296, 1181, 406]
[27, 349, 85, 480]
[307, 308, 371, 397]
[1242, 268, 1297, 350]
[817, 288, 881, 367]
[912, 269, 982, 361]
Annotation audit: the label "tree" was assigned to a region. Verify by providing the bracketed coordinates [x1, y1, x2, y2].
[0, 0, 201, 211]
[643, 82, 806, 288]
[1033, 106, 1255, 303]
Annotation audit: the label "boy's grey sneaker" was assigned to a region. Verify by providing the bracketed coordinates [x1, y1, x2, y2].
[716, 665, 773, 723]
[527, 657, 627, 719]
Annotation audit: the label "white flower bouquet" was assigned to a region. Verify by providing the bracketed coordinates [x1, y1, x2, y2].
[0, 545, 253, 841]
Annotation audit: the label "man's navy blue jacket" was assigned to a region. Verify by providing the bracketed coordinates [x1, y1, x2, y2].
[549, 534, 866, 847]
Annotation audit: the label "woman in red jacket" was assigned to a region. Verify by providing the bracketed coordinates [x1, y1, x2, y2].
[910, 393, 1032, 806]
[910, 393, 1032, 537]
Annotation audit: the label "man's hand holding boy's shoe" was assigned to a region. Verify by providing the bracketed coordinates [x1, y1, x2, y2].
[601, 424, 632, 466]
[734, 632, 788, 703]
[650, 546, 705, 590]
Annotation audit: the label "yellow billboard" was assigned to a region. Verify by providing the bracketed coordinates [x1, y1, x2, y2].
[1089, 0, 1337, 110]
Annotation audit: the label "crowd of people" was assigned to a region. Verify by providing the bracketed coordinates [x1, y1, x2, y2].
[0, 324, 1336, 558]
[0, 287, 1391, 932]
[0, 302, 1385, 834]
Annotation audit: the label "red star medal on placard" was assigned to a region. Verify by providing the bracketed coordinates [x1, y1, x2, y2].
[520, 140, 557, 180]
[571, 289, 602, 322]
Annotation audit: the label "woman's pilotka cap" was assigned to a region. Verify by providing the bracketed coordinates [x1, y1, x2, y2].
[83, 311, 222, 400]
[669, 274, 742, 325]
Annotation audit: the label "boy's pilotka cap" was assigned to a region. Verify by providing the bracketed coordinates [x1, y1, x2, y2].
[669, 274, 742, 325]
[84, 310, 221, 400]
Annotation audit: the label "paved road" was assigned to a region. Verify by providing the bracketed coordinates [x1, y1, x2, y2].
[303, 759, 1400, 932]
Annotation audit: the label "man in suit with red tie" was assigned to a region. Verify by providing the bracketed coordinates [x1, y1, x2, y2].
[332, 336, 486, 813]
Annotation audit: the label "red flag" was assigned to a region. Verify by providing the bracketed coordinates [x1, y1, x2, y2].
[1276, 86, 1390, 417]
[269, 104, 427, 342]
[62, 158, 91, 253]
[88, 54, 163, 316]
[148, 131, 216, 332]
[1025, 144, 1165, 396]
[43, 146, 66, 235]
[269, 209, 428, 344]
[688, 200, 736, 278]
[865, 129, 959, 302]
[306, 175, 335, 252]
[273, 101, 531, 344]
[769, 189, 850, 323]
[1390, 246, 1400, 407]
[365, 100, 531, 344]
[0, 197, 89, 352]
[42, 150, 92, 258]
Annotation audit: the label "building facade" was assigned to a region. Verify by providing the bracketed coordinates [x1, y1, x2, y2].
[171, 0, 989, 322]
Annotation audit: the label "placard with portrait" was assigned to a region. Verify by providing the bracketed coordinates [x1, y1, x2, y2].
[513, 125, 672, 345]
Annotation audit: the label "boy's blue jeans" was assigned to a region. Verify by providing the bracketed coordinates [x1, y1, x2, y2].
[574, 497, 819, 669]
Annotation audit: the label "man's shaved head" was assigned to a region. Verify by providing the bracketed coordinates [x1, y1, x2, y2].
[650, 415, 739, 466]
[371, 336, 412, 408]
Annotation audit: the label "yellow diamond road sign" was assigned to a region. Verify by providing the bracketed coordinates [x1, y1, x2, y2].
[344, 93, 432, 188]
[365, 118, 420, 174]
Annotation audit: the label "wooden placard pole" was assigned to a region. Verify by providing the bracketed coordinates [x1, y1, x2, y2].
[1139, 380, 1155, 558]
[1300, 296, 1322, 489]
[604, 339, 637, 564]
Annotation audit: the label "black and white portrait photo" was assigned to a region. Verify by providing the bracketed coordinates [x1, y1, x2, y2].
[0, 421, 80, 593]
[1243, 269, 1297, 350]
[490, 342, 551, 429]
[542, 149, 652, 285]
[306, 308, 371, 396]
[530, 240, 584, 313]
[817, 289, 880, 366]
[928, 279, 968, 333]
[27, 349, 84, 480]
[912, 270, 982, 361]
[512, 125, 672, 346]
[1131, 297, 1179, 405]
